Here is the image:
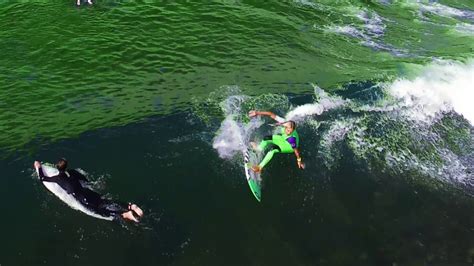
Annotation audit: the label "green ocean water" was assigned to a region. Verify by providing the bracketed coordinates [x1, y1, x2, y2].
[1, 1, 474, 265]
[1, 0, 473, 151]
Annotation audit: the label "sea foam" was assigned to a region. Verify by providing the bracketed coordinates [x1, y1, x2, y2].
[386, 60, 474, 124]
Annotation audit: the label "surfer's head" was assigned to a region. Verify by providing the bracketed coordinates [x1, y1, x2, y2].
[56, 158, 68, 172]
[283, 121, 296, 135]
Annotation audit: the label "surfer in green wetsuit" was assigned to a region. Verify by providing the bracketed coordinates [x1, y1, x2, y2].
[248, 110, 304, 173]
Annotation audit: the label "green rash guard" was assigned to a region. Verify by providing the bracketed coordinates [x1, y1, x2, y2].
[257, 127, 300, 169]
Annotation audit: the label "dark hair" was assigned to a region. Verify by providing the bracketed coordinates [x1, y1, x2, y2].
[56, 158, 68, 171]
[288, 120, 296, 129]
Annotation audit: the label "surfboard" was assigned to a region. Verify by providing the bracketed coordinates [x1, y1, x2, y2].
[243, 148, 262, 202]
[36, 163, 114, 221]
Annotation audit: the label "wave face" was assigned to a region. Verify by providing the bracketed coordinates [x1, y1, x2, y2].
[1, 1, 473, 152]
[209, 60, 473, 193]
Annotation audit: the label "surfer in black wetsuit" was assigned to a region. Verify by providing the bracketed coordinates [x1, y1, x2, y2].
[34, 159, 143, 222]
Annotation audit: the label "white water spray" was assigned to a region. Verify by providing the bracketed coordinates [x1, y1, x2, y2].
[386, 60, 474, 124]
[286, 84, 347, 122]
[212, 95, 263, 159]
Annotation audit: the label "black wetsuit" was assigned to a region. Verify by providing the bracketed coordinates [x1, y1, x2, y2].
[38, 167, 128, 218]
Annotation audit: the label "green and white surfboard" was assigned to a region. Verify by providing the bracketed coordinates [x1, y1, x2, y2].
[243, 148, 261, 202]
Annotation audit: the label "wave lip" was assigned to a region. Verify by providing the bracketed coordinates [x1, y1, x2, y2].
[386, 60, 474, 124]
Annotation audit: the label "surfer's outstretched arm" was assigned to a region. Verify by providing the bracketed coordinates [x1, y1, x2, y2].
[249, 110, 285, 123]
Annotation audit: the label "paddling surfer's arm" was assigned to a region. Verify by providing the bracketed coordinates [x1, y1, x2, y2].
[34, 161, 62, 183]
[248, 110, 285, 123]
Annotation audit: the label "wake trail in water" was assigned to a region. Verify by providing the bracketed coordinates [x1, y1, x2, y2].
[285, 84, 348, 122]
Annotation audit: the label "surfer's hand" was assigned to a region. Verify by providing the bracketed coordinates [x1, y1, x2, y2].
[297, 160, 305, 169]
[34, 161, 41, 169]
[248, 110, 258, 117]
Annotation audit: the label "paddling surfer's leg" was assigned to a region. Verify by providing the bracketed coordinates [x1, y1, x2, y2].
[120, 203, 144, 222]
[76, 188, 143, 222]
[99, 200, 144, 222]
[121, 204, 144, 222]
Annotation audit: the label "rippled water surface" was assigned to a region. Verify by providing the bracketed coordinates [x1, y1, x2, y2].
[1, 0, 473, 151]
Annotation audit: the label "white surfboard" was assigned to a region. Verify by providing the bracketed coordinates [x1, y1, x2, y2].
[36, 163, 114, 221]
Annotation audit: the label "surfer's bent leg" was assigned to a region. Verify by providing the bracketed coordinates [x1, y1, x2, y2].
[259, 149, 280, 169]
[99, 200, 144, 222]
[256, 135, 283, 170]
[74, 186, 143, 222]
[98, 200, 127, 215]
[257, 135, 274, 151]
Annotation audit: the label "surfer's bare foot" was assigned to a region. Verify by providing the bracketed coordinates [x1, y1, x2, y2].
[122, 211, 139, 222]
[251, 165, 262, 173]
[130, 204, 143, 217]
